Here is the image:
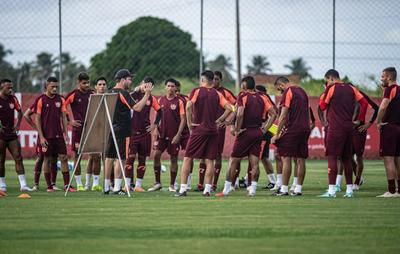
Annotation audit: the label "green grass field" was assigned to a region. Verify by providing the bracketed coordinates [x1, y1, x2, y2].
[0, 159, 399, 254]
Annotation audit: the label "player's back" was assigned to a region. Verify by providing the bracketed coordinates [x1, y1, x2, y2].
[240, 92, 266, 129]
[283, 86, 310, 132]
[190, 87, 223, 131]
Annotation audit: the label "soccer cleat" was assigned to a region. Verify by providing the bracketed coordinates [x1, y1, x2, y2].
[84, 185, 90, 191]
[174, 191, 187, 197]
[273, 190, 289, 196]
[215, 192, 228, 197]
[134, 186, 146, 192]
[270, 184, 281, 191]
[211, 185, 217, 192]
[103, 190, 110, 195]
[77, 185, 85, 191]
[31, 185, 39, 191]
[194, 184, 204, 192]
[52, 185, 62, 191]
[91, 185, 103, 191]
[290, 185, 296, 193]
[262, 182, 275, 190]
[47, 188, 56, 193]
[168, 186, 177, 192]
[20, 186, 33, 192]
[318, 191, 336, 198]
[247, 191, 256, 197]
[0, 186, 7, 192]
[147, 183, 162, 192]
[352, 184, 360, 191]
[202, 192, 211, 197]
[238, 177, 247, 188]
[112, 189, 126, 195]
[343, 192, 354, 198]
[291, 192, 302, 196]
[65, 186, 77, 193]
[376, 192, 398, 198]
[335, 184, 342, 192]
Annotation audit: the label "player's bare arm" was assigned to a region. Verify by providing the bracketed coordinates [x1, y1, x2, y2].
[271, 106, 289, 144]
[262, 107, 277, 134]
[233, 105, 245, 136]
[132, 83, 153, 112]
[376, 98, 390, 131]
[35, 113, 47, 148]
[172, 112, 186, 145]
[13, 110, 23, 133]
[23, 108, 36, 129]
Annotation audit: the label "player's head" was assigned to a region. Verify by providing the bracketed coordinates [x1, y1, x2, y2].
[213, 71, 223, 88]
[175, 79, 181, 94]
[324, 69, 340, 85]
[201, 70, 214, 87]
[77, 72, 90, 91]
[0, 79, 13, 95]
[95, 76, 107, 94]
[165, 78, 177, 96]
[255, 85, 267, 94]
[274, 76, 290, 94]
[241, 76, 256, 91]
[45, 77, 59, 95]
[114, 69, 132, 89]
[381, 67, 397, 88]
[140, 76, 155, 92]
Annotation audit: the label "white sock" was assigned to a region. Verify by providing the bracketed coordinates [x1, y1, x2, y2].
[295, 185, 302, 193]
[203, 184, 212, 194]
[93, 175, 100, 186]
[336, 175, 342, 186]
[328, 184, 336, 195]
[276, 174, 282, 186]
[75, 175, 83, 186]
[179, 184, 187, 194]
[187, 173, 192, 187]
[223, 181, 232, 195]
[346, 184, 353, 193]
[125, 178, 131, 188]
[113, 178, 122, 191]
[85, 174, 92, 187]
[251, 181, 258, 194]
[18, 174, 27, 188]
[135, 178, 143, 188]
[104, 179, 110, 192]
[280, 185, 289, 193]
[292, 177, 298, 187]
[267, 174, 276, 184]
[0, 177, 6, 187]
[234, 177, 239, 187]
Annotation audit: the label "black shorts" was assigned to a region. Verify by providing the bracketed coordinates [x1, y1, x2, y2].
[105, 135, 129, 160]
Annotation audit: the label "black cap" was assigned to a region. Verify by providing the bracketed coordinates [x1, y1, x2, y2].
[114, 69, 132, 80]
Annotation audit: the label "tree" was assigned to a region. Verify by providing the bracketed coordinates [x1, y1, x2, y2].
[246, 55, 272, 75]
[284, 57, 311, 80]
[32, 52, 57, 90]
[90, 16, 200, 84]
[55, 53, 86, 93]
[0, 43, 16, 83]
[206, 54, 235, 85]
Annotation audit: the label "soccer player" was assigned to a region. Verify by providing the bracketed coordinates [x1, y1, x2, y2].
[104, 69, 152, 195]
[150, 78, 186, 192]
[175, 70, 233, 197]
[65, 72, 95, 191]
[0, 79, 32, 192]
[318, 69, 364, 198]
[124, 76, 161, 192]
[216, 76, 277, 197]
[271, 77, 310, 196]
[35, 77, 74, 192]
[376, 67, 400, 197]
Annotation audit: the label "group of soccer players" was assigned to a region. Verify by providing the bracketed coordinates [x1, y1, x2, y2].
[0, 66, 399, 198]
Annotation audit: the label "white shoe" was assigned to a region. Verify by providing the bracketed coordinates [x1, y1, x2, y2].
[247, 191, 256, 197]
[20, 186, 33, 192]
[352, 184, 360, 191]
[229, 186, 236, 192]
[31, 185, 39, 191]
[270, 185, 281, 191]
[148, 183, 162, 192]
[168, 186, 176, 192]
[290, 185, 296, 193]
[52, 185, 62, 191]
[84, 185, 90, 191]
[0, 186, 6, 192]
[376, 192, 397, 198]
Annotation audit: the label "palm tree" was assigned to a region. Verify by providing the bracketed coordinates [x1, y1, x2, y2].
[284, 57, 312, 80]
[206, 54, 235, 84]
[32, 52, 57, 90]
[55, 53, 86, 93]
[246, 55, 272, 75]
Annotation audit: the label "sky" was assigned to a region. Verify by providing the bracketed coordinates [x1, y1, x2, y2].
[0, 0, 399, 88]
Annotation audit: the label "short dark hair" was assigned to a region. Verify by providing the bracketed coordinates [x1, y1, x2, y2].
[47, 76, 58, 83]
[274, 76, 290, 86]
[175, 79, 181, 87]
[201, 70, 214, 83]
[0, 79, 12, 86]
[241, 76, 255, 90]
[255, 85, 267, 94]
[165, 78, 177, 86]
[214, 71, 223, 80]
[78, 72, 90, 81]
[143, 76, 155, 85]
[96, 76, 107, 84]
[383, 67, 397, 81]
[324, 69, 340, 79]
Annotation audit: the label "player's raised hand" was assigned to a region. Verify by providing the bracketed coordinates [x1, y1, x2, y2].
[143, 83, 154, 94]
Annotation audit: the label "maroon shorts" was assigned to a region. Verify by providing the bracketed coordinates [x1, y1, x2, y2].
[380, 123, 400, 156]
[43, 138, 67, 156]
[71, 130, 82, 152]
[153, 138, 180, 156]
[184, 126, 218, 160]
[325, 128, 353, 157]
[180, 132, 190, 150]
[231, 128, 263, 158]
[276, 131, 309, 158]
[352, 129, 367, 156]
[217, 127, 226, 155]
[105, 136, 129, 160]
[128, 132, 151, 157]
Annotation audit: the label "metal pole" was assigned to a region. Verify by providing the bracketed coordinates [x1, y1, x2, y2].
[235, 0, 241, 93]
[332, 0, 336, 69]
[199, 0, 204, 82]
[58, 0, 63, 94]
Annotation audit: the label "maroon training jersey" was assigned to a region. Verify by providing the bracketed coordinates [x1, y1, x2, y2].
[0, 95, 21, 141]
[158, 96, 185, 139]
[35, 94, 67, 139]
[65, 89, 94, 132]
[215, 86, 236, 118]
[383, 83, 400, 124]
[280, 86, 310, 132]
[177, 94, 190, 135]
[189, 86, 228, 131]
[237, 91, 272, 128]
[319, 82, 364, 131]
[130, 91, 161, 134]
